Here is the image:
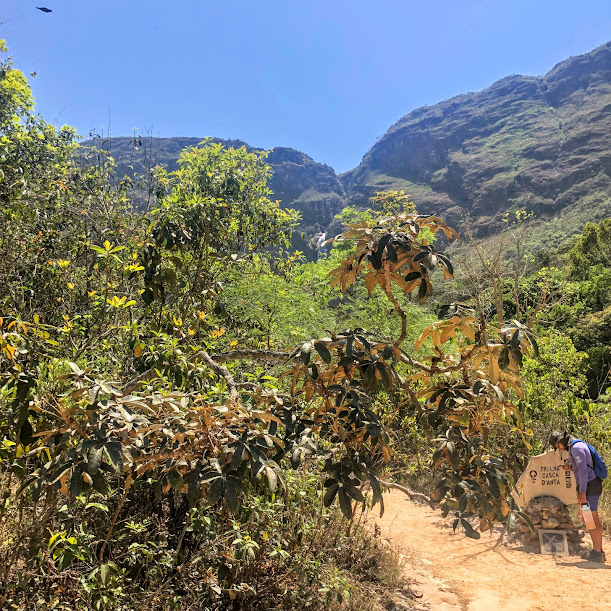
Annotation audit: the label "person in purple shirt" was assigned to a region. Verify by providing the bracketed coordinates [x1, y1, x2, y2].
[549, 431, 605, 563]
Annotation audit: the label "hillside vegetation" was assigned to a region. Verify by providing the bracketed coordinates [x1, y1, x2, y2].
[341, 41, 611, 244]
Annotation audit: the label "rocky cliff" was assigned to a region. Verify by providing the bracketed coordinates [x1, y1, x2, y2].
[86, 41, 611, 253]
[87, 137, 345, 256]
[341, 41, 611, 240]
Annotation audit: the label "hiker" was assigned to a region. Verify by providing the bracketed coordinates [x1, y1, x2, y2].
[549, 431, 606, 563]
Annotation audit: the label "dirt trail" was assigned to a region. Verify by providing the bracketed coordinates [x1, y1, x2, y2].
[373, 490, 611, 611]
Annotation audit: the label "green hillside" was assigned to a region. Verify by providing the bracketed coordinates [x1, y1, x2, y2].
[341, 41, 611, 247]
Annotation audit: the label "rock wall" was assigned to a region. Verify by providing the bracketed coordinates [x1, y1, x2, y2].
[342, 41, 611, 238]
[515, 495, 584, 554]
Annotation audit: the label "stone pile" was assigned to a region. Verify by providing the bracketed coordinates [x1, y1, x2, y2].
[515, 495, 584, 553]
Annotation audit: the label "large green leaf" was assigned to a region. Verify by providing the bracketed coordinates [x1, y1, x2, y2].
[323, 483, 339, 507]
[87, 446, 104, 476]
[344, 482, 365, 503]
[104, 443, 123, 473]
[338, 486, 353, 519]
[70, 466, 83, 497]
[314, 341, 332, 364]
[461, 518, 480, 539]
[224, 481, 240, 514]
[207, 477, 225, 506]
[167, 469, 184, 491]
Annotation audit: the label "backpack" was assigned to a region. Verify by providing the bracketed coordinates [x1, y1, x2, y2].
[570, 439, 608, 481]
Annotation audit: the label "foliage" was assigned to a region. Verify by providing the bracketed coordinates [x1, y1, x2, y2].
[3, 42, 597, 609]
[528, 220, 611, 399]
[1, 54, 422, 605]
[567, 219, 611, 278]
[519, 330, 590, 445]
[323, 211, 540, 537]
[142, 142, 300, 317]
[2, 468, 397, 610]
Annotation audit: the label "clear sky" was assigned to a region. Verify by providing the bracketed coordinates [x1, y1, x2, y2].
[2, 1, 610, 172]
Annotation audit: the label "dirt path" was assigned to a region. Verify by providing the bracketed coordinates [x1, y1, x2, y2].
[373, 490, 611, 611]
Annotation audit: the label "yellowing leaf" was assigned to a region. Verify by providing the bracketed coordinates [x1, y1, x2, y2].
[440, 325, 456, 344]
[432, 329, 442, 347]
[381, 444, 391, 464]
[459, 324, 476, 341]
[134, 345, 143, 358]
[414, 327, 432, 351]
[211, 326, 227, 339]
[404, 279, 420, 293]
[472, 351, 488, 370]
[364, 271, 382, 296]
[489, 357, 500, 385]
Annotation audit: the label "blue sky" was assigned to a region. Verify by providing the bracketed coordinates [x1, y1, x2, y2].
[2, 1, 610, 172]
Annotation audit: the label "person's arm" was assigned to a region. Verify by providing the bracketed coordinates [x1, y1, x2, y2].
[570, 444, 589, 500]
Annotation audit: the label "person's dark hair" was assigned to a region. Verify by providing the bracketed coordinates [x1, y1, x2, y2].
[549, 431, 570, 448]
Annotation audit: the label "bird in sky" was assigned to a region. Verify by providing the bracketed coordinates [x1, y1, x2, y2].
[36, 7, 53, 13]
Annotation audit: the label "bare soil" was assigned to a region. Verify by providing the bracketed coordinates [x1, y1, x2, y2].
[373, 490, 611, 611]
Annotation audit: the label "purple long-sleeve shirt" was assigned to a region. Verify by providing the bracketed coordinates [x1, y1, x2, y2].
[568, 440, 596, 493]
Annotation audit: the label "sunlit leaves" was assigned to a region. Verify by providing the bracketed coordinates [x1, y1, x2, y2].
[328, 211, 457, 306]
[142, 143, 300, 307]
[414, 316, 478, 351]
[106, 296, 136, 308]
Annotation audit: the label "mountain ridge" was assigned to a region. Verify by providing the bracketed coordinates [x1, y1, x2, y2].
[341, 40, 611, 239]
[86, 40, 611, 254]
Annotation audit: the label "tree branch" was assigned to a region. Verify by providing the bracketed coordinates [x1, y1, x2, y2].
[382, 260, 407, 348]
[120, 350, 290, 397]
[120, 369, 159, 396]
[379, 479, 435, 507]
[198, 349, 239, 403]
[208, 349, 290, 363]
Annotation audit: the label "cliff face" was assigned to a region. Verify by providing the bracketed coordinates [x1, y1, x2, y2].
[87, 138, 345, 255]
[86, 41, 611, 251]
[265, 147, 345, 231]
[342, 41, 611, 236]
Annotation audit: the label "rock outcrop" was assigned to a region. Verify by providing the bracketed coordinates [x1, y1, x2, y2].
[342, 41, 611, 238]
[83, 41, 611, 252]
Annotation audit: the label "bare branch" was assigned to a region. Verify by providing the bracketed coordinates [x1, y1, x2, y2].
[120, 350, 291, 396]
[365, 479, 435, 507]
[198, 349, 239, 403]
[208, 349, 290, 363]
[120, 369, 159, 396]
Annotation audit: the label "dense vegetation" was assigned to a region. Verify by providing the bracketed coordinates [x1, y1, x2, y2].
[1, 41, 610, 611]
